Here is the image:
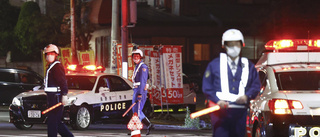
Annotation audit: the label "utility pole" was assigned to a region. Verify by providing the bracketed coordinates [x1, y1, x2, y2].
[121, 0, 129, 79]
[70, 0, 78, 64]
[110, 0, 120, 74]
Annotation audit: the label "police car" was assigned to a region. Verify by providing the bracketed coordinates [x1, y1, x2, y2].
[246, 39, 320, 137]
[9, 65, 152, 130]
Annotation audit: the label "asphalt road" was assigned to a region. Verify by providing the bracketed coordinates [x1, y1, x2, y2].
[0, 104, 212, 137]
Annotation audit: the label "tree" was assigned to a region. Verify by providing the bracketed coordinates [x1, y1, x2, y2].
[14, 1, 58, 61]
[0, 0, 20, 57]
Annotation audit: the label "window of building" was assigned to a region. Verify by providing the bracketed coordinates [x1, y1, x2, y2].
[194, 44, 210, 61]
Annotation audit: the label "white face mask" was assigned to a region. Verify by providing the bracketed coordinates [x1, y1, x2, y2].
[225, 46, 241, 58]
[133, 59, 141, 64]
[46, 55, 56, 63]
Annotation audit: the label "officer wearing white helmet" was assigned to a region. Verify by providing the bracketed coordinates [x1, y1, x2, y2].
[202, 29, 260, 137]
[131, 48, 154, 135]
[44, 44, 73, 137]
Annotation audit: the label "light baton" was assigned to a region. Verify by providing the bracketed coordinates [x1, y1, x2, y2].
[190, 105, 220, 119]
[42, 102, 62, 114]
[190, 104, 246, 119]
[122, 102, 136, 117]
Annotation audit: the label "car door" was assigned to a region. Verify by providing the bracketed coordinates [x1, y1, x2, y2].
[18, 71, 43, 91]
[0, 70, 21, 105]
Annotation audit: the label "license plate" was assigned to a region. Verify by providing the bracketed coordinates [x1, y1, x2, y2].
[28, 110, 41, 118]
[291, 126, 320, 137]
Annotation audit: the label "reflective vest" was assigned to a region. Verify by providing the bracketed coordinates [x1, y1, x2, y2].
[44, 61, 61, 92]
[216, 53, 249, 102]
[132, 62, 144, 86]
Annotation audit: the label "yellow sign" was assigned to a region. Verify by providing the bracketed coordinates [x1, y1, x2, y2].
[78, 50, 95, 65]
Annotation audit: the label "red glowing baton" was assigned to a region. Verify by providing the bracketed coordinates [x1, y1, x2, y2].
[190, 105, 220, 119]
[122, 102, 136, 117]
[190, 104, 246, 119]
[42, 102, 62, 114]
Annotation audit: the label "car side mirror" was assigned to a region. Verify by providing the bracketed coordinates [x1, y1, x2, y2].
[99, 87, 110, 93]
[33, 86, 41, 91]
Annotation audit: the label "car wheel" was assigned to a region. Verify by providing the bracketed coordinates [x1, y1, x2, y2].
[13, 123, 33, 130]
[253, 122, 261, 137]
[71, 105, 91, 130]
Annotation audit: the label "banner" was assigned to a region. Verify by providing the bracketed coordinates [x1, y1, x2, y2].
[60, 48, 72, 67]
[150, 50, 161, 105]
[162, 46, 183, 104]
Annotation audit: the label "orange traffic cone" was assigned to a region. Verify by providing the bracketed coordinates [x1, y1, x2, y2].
[127, 113, 143, 137]
[131, 129, 141, 137]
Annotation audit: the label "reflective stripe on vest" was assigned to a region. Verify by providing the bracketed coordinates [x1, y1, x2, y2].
[45, 61, 61, 89]
[217, 53, 249, 102]
[132, 62, 144, 84]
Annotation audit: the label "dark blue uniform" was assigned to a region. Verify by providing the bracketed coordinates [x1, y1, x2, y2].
[132, 61, 148, 120]
[45, 61, 73, 137]
[202, 54, 260, 137]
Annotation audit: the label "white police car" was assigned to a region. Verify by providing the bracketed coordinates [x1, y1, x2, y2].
[9, 65, 152, 130]
[246, 39, 320, 137]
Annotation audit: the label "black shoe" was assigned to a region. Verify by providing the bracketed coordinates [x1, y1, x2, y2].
[142, 117, 154, 135]
[146, 124, 154, 135]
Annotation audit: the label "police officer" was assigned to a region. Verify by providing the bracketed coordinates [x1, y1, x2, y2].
[131, 48, 154, 135]
[44, 44, 74, 137]
[202, 29, 260, 137]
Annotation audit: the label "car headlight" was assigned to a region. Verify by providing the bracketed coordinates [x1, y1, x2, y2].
[66, 97, 77, 106]
[12, 97, 22, 106]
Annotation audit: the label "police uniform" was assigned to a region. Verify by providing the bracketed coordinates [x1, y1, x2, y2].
[132, 61, 148, 120]
[45, 61, 73, 137]
[202, 53, 260, 137]
[132, 60, 154, 135]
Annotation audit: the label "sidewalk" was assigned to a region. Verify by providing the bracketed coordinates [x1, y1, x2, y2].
[0, 106, 8, 112]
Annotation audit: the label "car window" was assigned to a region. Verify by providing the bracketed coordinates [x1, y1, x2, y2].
[18, 72, 42, 84]
[276, 71, 320, 90]
[258, 71, 267, 95]
[0, 72, 16, 82]
[95, 77, 110, 93]
[107, 76, 131, 91]
[67, 76, 97, 90]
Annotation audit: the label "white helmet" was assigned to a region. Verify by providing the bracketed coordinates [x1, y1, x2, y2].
[44, 44, 59, 55]
[132, 49, 143, 57]
[222, 29, 245, 47]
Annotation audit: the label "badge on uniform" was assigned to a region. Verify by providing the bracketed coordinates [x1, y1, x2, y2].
[205, 70, 210, 78]
[142, 68, 146, 72]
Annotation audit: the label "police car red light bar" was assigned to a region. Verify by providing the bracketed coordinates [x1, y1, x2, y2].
[265, 39, 320, 51]
[66, 65, 105, 72]
[67, 65, 78, 71]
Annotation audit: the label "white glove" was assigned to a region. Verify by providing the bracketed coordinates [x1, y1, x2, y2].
[235, 95, 248, 104]
[62, 95, 68, 105]
[217, 100, 229, 109]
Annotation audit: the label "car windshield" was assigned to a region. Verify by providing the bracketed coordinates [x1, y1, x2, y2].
[66, 76, 97, 90]
[276, 71, 320, 90]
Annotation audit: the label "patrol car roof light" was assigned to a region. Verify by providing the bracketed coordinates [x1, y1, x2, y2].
[265, 39, 320, 51]
[83, 65, 105, 72]
[66, 65, 78, 71]
[66, 65, 105, 73]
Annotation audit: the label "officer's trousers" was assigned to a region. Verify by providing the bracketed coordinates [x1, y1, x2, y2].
[46, 93, 73, 137]
[210, 108, 247, 137]
[132, 88, 147, 121]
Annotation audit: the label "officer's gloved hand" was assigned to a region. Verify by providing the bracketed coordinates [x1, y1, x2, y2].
[62, 95, 68, 105]
[236, 95, 248, 104]
[217, 100, 229, 109]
